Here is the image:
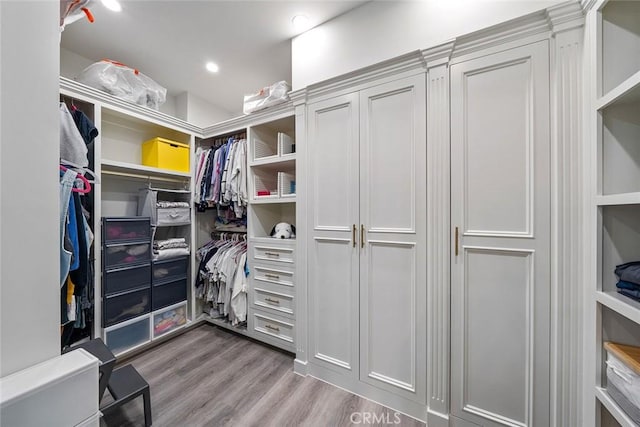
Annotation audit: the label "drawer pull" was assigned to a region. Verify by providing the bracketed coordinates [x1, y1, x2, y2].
[265, 297, 280, 305]
[265, 273, 280, 280]
[264, 324, 280, 332]
[264, 252, 280, 257]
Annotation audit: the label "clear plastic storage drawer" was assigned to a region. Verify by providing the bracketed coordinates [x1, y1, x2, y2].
[103, 287, 151, 327]
[103, 263, 151, 295]
[152, 257, 189, 284]
[105, 315, 150, 356]
[152, 277, 187, 311]
[103, 217, 151, 243]
[104, 242, 151, 269]
[153, 303, 187, 338]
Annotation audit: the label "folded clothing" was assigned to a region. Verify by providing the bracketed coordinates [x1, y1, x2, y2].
[157, 201, 190, 209]
[153, 247, 190, 261]
[614, 261, 640, 286]
[154, 238, 188, 251]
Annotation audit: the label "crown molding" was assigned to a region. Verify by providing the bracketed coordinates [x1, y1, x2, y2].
[201, 100, 295, 138]
[59, 76, 202, 135]
[451, 9, 552, 59]
[421, 40, 455, 69]
[580, 0, 599, 13]
[546, 1, 585, 33]
[304, 50, 426, 101]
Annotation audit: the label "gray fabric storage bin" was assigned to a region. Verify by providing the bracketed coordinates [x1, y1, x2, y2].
[138, 188, 191, 226]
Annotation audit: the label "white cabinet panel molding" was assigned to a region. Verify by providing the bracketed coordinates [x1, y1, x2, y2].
[426, 60, 451, 427]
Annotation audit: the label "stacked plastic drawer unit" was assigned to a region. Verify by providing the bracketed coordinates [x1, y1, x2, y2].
[102, 217, 152, 355]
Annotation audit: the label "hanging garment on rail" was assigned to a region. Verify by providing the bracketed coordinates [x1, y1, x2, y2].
[194, 138, 248, 217]
[195, 237, 248, 326]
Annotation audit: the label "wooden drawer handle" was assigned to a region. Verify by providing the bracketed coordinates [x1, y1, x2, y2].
[265, 297, 280, 304]
[264, 252, 280, 257]
[265, 273, 280, 280]
[264, 324, 280, 332]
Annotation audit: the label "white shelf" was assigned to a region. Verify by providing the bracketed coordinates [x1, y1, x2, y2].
[101, 159, 191, 179]
[596, 193, 640, 206]
[596, 291, 640, 325]
[597, 69, 640, 110]
[250, 154, 296, 169]
[595, 387, 639, 427]
[251, 196, 297, 205]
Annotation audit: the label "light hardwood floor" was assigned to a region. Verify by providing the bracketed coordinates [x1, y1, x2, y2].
[100, 324, 425, 427]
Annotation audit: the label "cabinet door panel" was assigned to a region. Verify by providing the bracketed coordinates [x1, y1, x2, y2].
[307, 94, 360, 375]
[451, 41, 550, 427]
[359, 75, 427, 402]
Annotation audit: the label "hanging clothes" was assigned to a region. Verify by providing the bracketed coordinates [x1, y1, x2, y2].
[194, 138, 248, 220]
[195, 236, 248, 326]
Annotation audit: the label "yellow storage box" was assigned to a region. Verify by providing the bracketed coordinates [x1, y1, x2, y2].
[141, 137, 190, 172]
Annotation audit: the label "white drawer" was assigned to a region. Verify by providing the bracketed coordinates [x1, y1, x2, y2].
[252, 311, 294, 348]
[254, 265, 294, 288]
[253, 287, 294, 317]
[253, 245, 294, 264]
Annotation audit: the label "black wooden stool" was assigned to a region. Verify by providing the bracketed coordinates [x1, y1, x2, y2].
[101, 364, 152, 427]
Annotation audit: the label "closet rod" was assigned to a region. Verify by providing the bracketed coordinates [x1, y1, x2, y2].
[102, 169, 189, 183]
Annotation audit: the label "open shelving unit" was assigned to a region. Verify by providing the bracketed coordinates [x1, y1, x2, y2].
[593, 1, 640, 425]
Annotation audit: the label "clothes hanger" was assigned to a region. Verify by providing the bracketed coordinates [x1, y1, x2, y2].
[60, 165, 91, 194]
[60, 158, 99, 183]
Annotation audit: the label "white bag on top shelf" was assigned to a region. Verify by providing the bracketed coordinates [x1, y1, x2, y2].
[243, 81, 291, 114]
[76, 59, 167, 110]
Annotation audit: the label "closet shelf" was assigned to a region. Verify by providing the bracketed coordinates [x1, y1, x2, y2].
[251, 197, 297, 205]
[102, 159, 191, 179]
[596, 193, 640, 206]
[597, 69, 640, 110]
[595, 387, 638, 427]
[249, 155, 296, 170]
[596, 291, 640, 325]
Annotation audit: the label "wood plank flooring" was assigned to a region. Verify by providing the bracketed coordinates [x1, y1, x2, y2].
[100, 324, 425, 427]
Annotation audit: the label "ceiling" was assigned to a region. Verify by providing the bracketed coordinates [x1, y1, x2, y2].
[61, 1, 368, 116]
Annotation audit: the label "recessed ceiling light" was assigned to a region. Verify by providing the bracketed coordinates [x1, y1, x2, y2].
[101, 0, 122, 12]
[292, 14, 311, 31]
[206, 62, 220, 73]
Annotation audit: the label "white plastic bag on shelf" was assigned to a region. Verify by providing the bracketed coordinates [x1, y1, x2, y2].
[243, 81, 291, 114]
[76, 59, 167, 110]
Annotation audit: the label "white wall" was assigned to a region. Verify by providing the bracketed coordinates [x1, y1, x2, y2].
[292, 0, 564, 89]
[60, 47, 93, 79]
[174, 91, 234, 127]
[0, 0, 60, 377]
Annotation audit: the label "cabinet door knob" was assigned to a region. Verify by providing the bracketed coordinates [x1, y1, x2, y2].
[361, 224, 365, 249]
[265, 297, 280, 305]
[265, 273, 280, 280]
[264, 252, 280, 257]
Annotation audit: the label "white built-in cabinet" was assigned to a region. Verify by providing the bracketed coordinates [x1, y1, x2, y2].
[587, 0, 640, 426]
[450, 40, 551, 427]
[196, 106, 299, 353]
[305, 73, 427, 417]
[60, 78, 199, 357]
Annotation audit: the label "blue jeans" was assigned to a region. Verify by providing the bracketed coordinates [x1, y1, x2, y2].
[60, 170, 77, 286]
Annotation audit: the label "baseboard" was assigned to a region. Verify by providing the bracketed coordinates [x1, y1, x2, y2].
[294, 358, 308, 376]
[427, 409, 449, 427]
[307, 362, 427, 422]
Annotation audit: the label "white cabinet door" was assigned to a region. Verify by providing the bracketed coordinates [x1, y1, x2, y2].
[359, 75, 427, 402]
[307, 93, 360, 375]
[451, 41, 550, 427]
